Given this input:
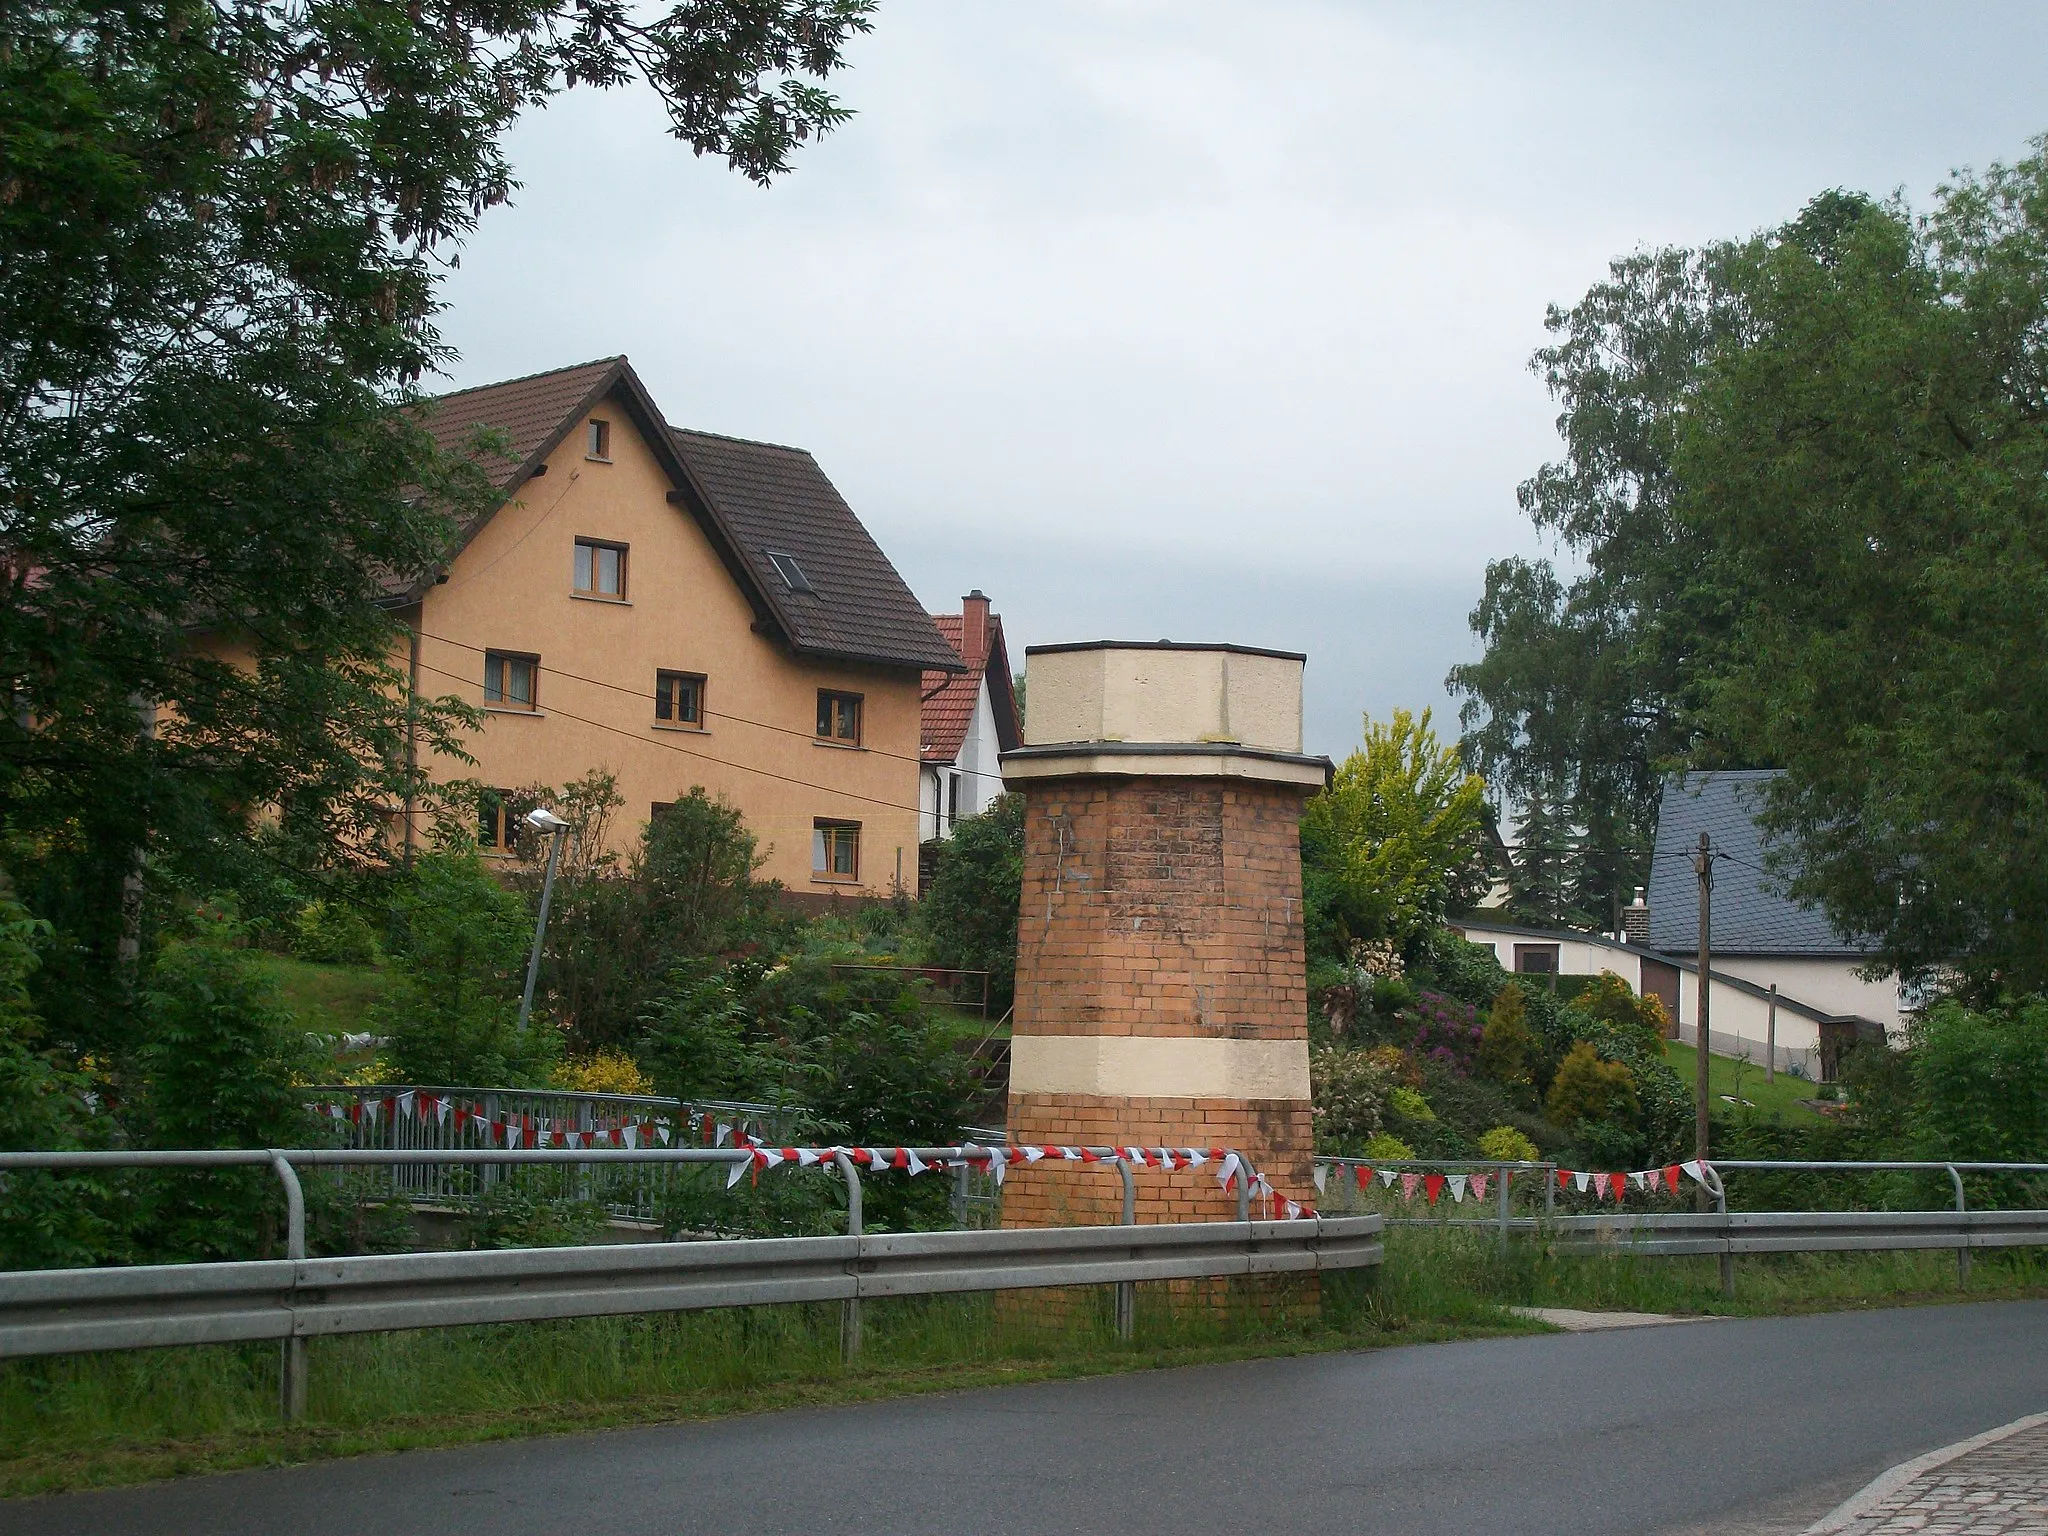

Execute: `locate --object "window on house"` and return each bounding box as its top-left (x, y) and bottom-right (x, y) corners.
top-left (812, 820), bottom-right (859, 880)
top-left (816, 689), bottom-right (862, 744)
top-left (1514, 943), bottom-right (1560, 976)
top-left (483, 651), bottom-right (538, 710)
top-left (654, 670), bottom-right (704, 726)
top-left (573, 539), bottom-right (626, 598)
top-left (767, 551), bottom-right (814, 594)
top-left (478, 789), bottom-right (512, 850)
top-left (585, 419), bottom-right (611, 460)
top-left (947, 771), bottom-right (962, 824)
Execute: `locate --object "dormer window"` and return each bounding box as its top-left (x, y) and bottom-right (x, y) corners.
top-left (767, 550), bottom-right (813, 594)
top-left (585, 419), bottom-right (611, 461)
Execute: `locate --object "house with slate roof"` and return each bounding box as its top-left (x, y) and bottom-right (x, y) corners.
top-left (388, 357), bottom-right (962, 897)
top-left (1451, 769), bottom-right (1903, 1081)
top-left (919, 590), bottom-right (1020, 844)
top-left (1644, 770), bottom-right (1903, 1038)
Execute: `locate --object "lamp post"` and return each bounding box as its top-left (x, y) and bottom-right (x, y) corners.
top-left (517, 807), bottom-right (570, 1033)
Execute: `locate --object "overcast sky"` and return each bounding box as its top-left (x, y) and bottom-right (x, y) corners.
top-left (436, 1), bottom-right (2048, 758)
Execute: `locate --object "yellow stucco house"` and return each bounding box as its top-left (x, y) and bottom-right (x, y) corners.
top-left (390, 357), bottom-right (962, 898)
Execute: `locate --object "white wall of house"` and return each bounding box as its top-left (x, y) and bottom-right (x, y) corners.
top-left (1712, 956), bottom-right (1903, 1033)
top-left (1451, 921), bottom-right (1827, 1079)
top-left (923, 676), bottom-right (1006, 841)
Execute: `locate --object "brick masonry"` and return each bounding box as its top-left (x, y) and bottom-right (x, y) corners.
top-left (1004, 774), bottom-right (1317, 1225)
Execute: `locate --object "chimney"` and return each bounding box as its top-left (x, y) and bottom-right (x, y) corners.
top-left (960, 589), bottom-right (990, 667)
top-left (1622, 886), bottom-right (1649, 946)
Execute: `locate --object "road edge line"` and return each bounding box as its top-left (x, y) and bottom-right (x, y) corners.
top-left (1803, 1409), bottom-right (2048, 1534)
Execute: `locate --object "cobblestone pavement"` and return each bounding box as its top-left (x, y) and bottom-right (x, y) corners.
top-left (1820, 1417), bottom-right (2048, 1535)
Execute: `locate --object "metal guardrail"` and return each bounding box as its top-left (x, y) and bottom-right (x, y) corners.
top-left (0, 1142), bottom-right (1321, 1421)
top-left (1316, 1154), bottom-right (2048, 1294)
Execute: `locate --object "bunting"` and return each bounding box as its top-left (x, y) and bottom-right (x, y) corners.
top-left (1315, 1159), bottom-right (1711, 1205)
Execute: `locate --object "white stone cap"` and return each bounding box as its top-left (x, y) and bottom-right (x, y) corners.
top-left (1002, 640), bottom-right (1331, 787)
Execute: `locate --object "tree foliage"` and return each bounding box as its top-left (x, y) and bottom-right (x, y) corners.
top-left (1677, 153), bottom-right (2048, 990)
top-left (918, 793), bottom-right (1024, 1018)
top-left (1, 0), bottom-right (873, 1042)
top-left (1301, 709), bottom-right (1489, 956)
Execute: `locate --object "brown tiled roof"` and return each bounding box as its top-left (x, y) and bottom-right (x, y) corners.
top-left (401, 358), bottom-right (959, 674)
top-left (921, 609), bottom-right (1020, 763)
top-left (671, 428), bottom-right (963, 674)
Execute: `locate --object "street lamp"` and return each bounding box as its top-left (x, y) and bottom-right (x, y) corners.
top-left (517, 806), bottom-right (571, 1033)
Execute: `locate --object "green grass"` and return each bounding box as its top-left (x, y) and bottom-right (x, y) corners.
top-left (10, 1235), bottom-right (2048, 1498)
top-left (0, 1281), bottom-right (1508, 1496)
top-left (248, 955), bottom-right (389, 1037)
top-left (1663, 1039), bottom-right (1825, 1123)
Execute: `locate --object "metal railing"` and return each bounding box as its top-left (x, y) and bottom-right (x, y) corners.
top-left (1315, 1155), bottom-right (2048, 1294)
top-left (301, 1085), bottom-right (800, 1223)
top-left (0, 1143), bottom-right (1327, 1421)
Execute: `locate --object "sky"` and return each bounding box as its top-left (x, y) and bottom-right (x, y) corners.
top-left (435, 1), bottom-right (2048, 759)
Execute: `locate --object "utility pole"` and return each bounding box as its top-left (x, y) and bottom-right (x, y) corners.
top-left (1694, 831), bottom-right (1713, 1211)
top-left (1766, 983), bottom-right (1778, 1085)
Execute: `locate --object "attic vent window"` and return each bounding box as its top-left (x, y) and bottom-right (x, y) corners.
top-left (767, 551), bottom-right (813, 594)
top-left (585, 419), bottom-right (611, 460)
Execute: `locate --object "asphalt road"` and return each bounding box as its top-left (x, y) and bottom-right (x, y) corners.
top-left (6, 1301), bottom-right (2044, 1536)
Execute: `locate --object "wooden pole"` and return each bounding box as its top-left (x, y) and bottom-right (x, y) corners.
top-left (1766, 983), bottom-right (1777, 1084)
top-left (1694, 832), bottom-right (1714, 1213)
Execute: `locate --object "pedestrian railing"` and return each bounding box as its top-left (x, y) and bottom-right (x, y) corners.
top-left (0, 1143), bottom-right (1360, 1422)
top-left (300, 1085), bottom-right (800, 1223)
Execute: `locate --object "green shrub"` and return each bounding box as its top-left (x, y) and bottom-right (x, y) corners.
top-left (1565, 972), bottom-right (1667, 1058)
top-left (1910, 998), bottom-right (2048, 1162)
top-left (1478, 982), bottom-right (1534, 1085)
top-left (1477, 1125), bottom-right (1540, 1162)
top-left (1389, 1085), bottom-right (1435, 1121)
top-left (1361, 1131), bottom-right (1414, 1160)
top-left (918, 793), bottom-right (1024, 1018)
top-left (290, 900), bottom-right (380, 965)
top-left (376, 850), bottom-right (558, 1087)
top-left (127, 914), bottom-right (317, 1261)
top-left (1545, 1042), bottom-right (1638, 1129)
top-left (1310, 1043), bottom-right (1393, 1153)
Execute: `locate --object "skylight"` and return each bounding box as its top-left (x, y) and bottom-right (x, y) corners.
top-left (767, 551), bottom-right (814, 595)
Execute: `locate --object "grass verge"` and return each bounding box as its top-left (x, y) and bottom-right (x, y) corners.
top-left (7, 1236), bottom-right (2046, 1498)
top-left (1663, 1039), bottom-right (1825, 1123)
top-left (248, 955), bottom-right (389, 1037)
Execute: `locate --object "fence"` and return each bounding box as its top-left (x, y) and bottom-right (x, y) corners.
top-left (0, 1143), bottom-right (1362, 1422)
top-left (1315, 1155), bottom-right (2048, 1293)
top-left (302, 1085), bottom-right (800, 1224)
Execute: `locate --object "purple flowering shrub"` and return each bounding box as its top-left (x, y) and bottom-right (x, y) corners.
top-left (1409, 989), bottom-right (1483, 1077)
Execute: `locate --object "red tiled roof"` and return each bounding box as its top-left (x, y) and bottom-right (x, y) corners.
top-left (921, 609), bottom-right (1020, 764)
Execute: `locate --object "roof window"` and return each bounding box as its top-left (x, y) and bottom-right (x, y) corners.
top-left (766, 551), bottom-right (813, 595)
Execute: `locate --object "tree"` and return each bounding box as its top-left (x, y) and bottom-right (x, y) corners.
top-left (1, 0), bottom-right (874, 1045)
top-left (1449, 244), bottom-right (1749, 927)
top-left (1301, 710), bottom-right (1490, 959)
top-left (919, 794), bottom-right (1024, 1018)
top-left (1677, 152), bottom-right (2048, 991)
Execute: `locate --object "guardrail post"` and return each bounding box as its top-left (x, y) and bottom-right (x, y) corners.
top-left (834, 1151), bottom-right (863, 1364)
top-left (1114, 1158), bottom-right (1136, 1342)
top-left (1706, 1163), bottom-right (1735, 1297)
top-left (270, 1153), bottom-right (308, 1425)
top-left (1497, 1167), bottom-right (1512, 1250)
top-left (1948, 1164), bottom-right (1970, 1288)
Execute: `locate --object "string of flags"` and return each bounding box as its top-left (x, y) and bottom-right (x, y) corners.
top-left (311, 1091), bottom-right (766, 1152)
top-left (1311, 1159), bottom-right (1716, 1206)
top-left (307, 1095), bottom-right (1326, 1219)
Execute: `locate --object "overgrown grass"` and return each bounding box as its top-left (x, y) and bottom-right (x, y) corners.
top-left (1664, 1040), bottom-right (1825, 1124)
top-left (7, 1236), bottom-right (2046, 1498)
top-left (0, 1279), bottom-right (1490, 1496)
top-left (248, 955), bottom-right (389, 1037)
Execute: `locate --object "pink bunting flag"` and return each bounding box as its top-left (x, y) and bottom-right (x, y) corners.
top-left (1400, 1172), bottom-right (1421, 1201)
top-left (1471, 1172), bottom-right (1490, 1202)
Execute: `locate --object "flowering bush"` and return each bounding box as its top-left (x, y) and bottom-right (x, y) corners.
top-left (1310, 1042), bottom-right (1393, 1152)
top-left (1410, 989), bottom-right (1484, 1077)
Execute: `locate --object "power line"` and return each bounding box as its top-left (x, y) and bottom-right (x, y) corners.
top-left (413, 626), bottom-right (1012, 787)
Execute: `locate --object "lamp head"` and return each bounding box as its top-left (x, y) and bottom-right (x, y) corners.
top-left (524, 807), bottom-right (570, 834)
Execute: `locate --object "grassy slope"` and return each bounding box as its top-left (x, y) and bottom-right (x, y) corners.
top-left (248, 955), bottom-right (389, 1037)
top-left (1663, 1040), bottom-right (1826, 1124)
